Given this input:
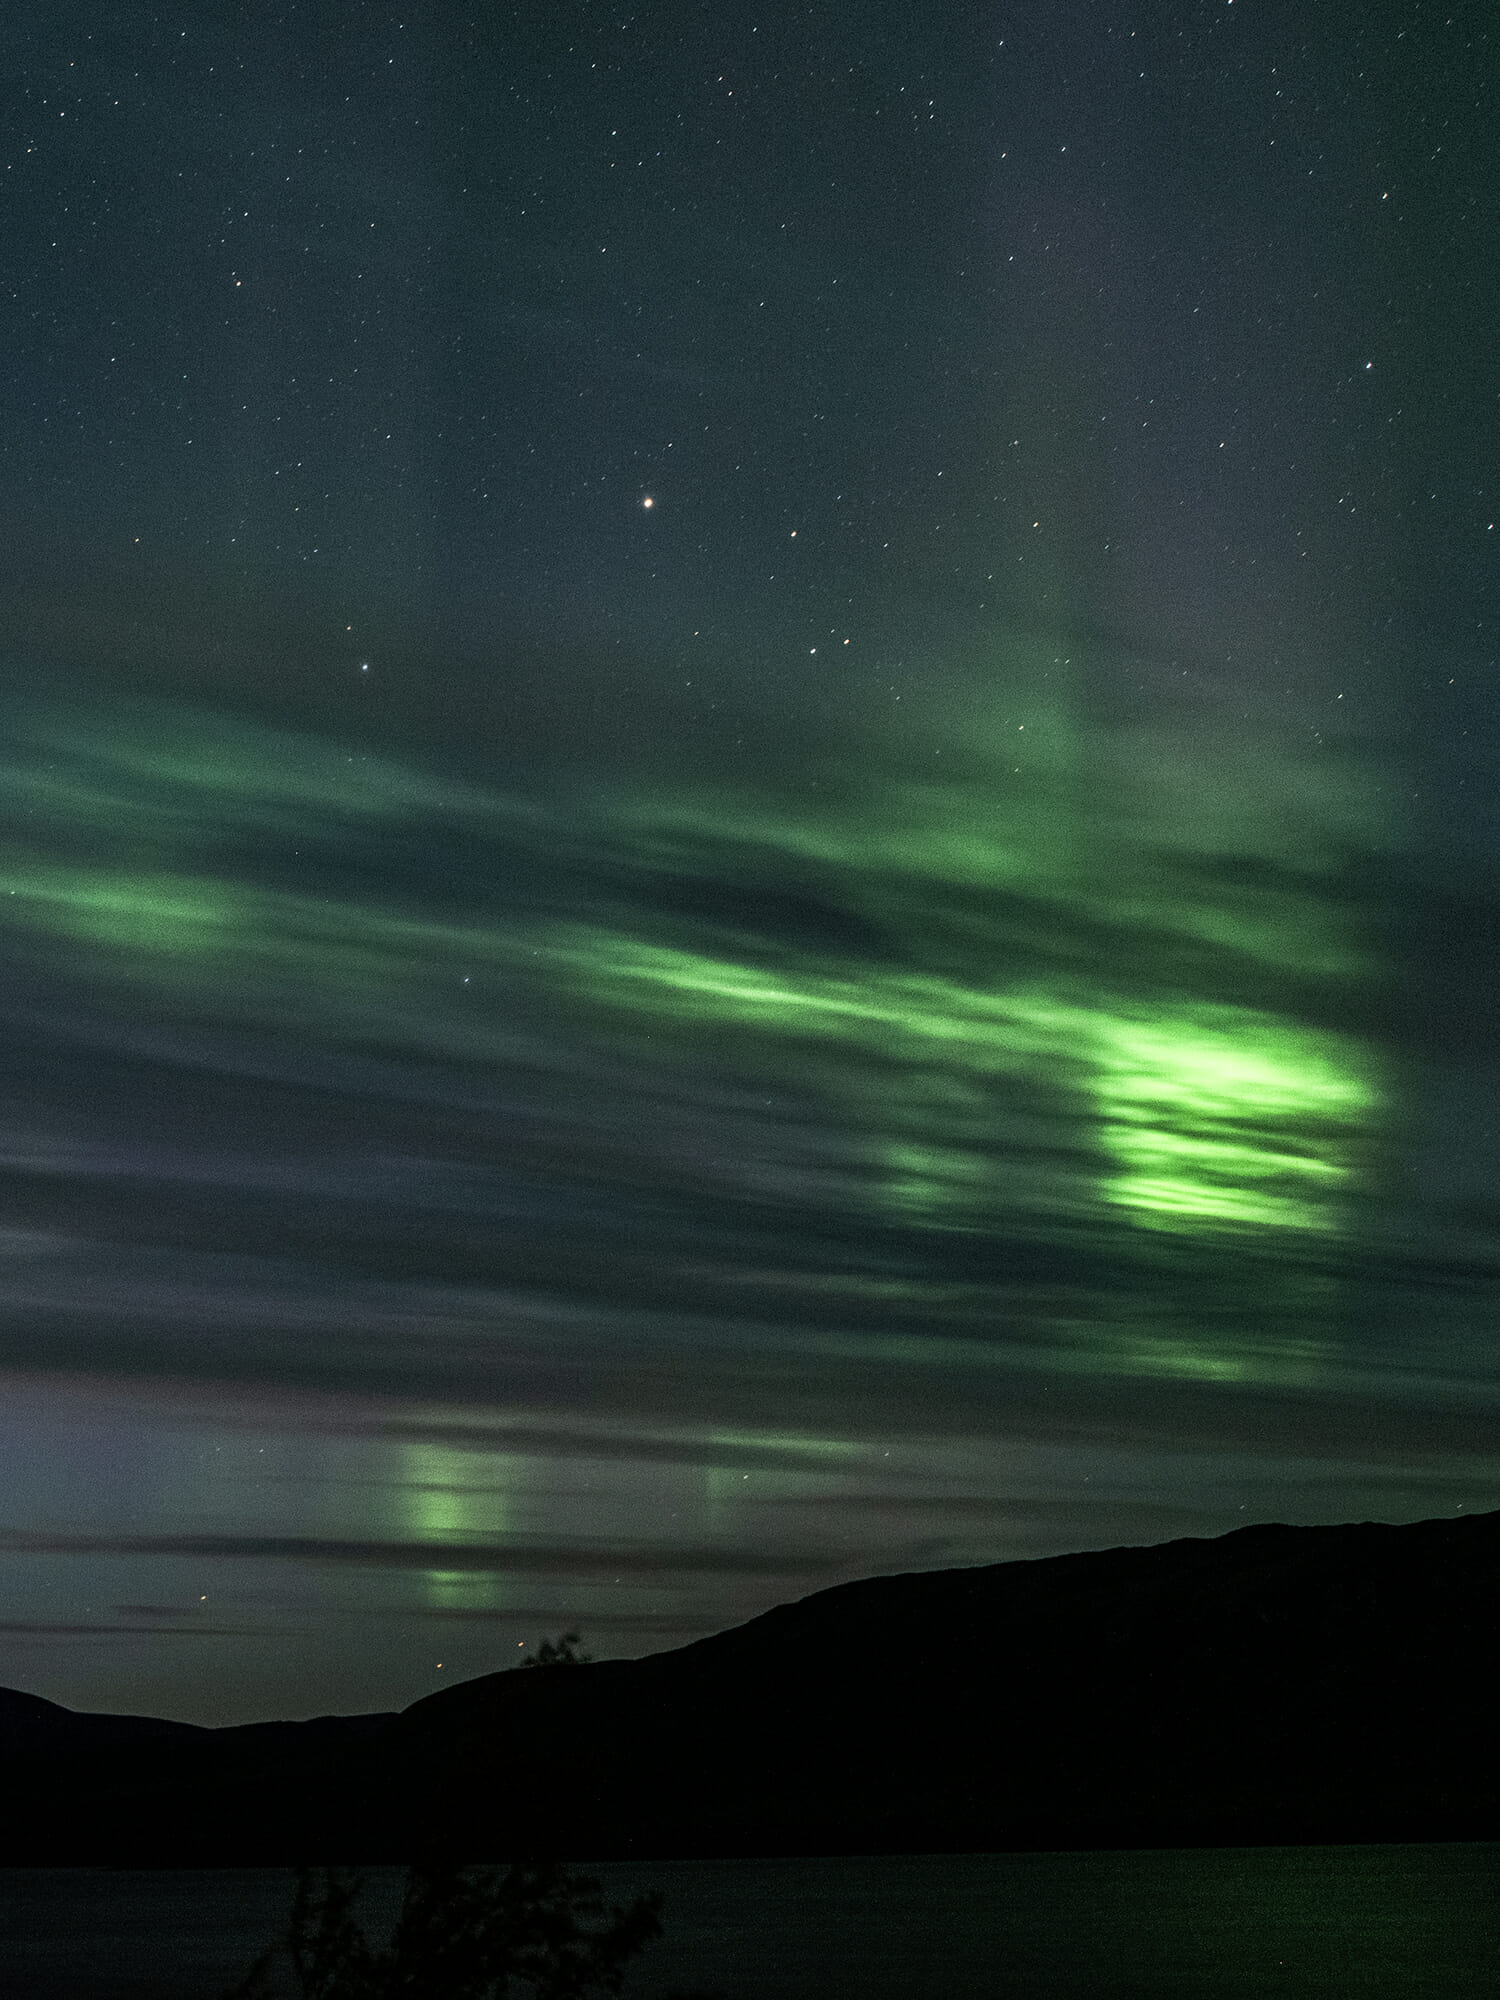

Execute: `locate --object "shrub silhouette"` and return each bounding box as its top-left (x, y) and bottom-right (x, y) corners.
top-left (222, 1856), bottom-right (663, 1999)
top-left (520, 1631), bottom-right (592, 1670)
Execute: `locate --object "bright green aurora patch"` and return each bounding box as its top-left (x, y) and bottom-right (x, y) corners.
top-left (540, 926), bottom-right (1376, 1238)
top-left (0, 695), bottom-right (1382, 1255)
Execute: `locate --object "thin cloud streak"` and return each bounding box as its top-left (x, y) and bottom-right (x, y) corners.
top-left (0, 1529), bottom-right (852, 1581)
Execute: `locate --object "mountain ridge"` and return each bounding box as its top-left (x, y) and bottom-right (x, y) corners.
top-left (5, 1509), bottom-right (1497, 1863)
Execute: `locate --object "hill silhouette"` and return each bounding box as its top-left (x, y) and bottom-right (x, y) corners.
top-left (4, 1511), bottom-right (1497, 1864)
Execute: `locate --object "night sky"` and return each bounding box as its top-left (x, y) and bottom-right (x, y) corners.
top-left (3, 0), bottom-right (1498, 1725)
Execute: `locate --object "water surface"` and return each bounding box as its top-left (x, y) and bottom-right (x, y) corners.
top-left (0, 1843), bottom-right (1495, 1997)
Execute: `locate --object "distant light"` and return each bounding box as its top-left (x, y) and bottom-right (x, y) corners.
top-left (641, 495), bottom-right (654, 508)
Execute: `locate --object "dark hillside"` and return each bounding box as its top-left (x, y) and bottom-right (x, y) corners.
top-left (5, 1511), bottom-right (1497, 1863)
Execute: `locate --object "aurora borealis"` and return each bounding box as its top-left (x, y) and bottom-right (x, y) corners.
top-left (2, 1), bottom-right (1498, 1722)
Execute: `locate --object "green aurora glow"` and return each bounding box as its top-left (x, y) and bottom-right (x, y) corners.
top-left (2, 694), bottom-right (1381, 1267)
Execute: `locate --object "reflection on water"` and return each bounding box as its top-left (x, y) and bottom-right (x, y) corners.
top-left (0, 1845), bottom-right (1494, 1999)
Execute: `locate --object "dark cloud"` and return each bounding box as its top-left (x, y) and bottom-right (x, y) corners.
top-left (0, 1530), bottom-right (850, 1582)
top-left (0, 1621), bottom-right (245, 1638)
top-left (408, 1608), bottom-right (712, 1632)
top-left (113, 1604), bottom-right (214, 1620)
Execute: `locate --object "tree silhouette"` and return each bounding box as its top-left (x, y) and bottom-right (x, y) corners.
top-left (520, 1631), bottom-right (591, 1669)
top-left (221, 1857), bottom-right (663, 1999)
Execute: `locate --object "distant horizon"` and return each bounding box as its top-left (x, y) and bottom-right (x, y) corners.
top-left (7, 1503), bottom-right (1495, 1729)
